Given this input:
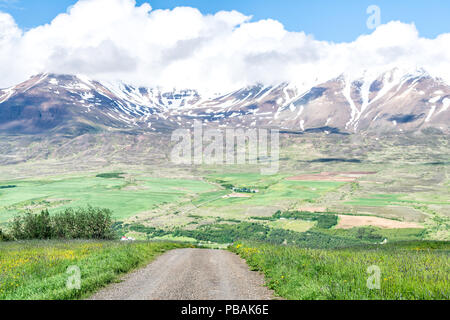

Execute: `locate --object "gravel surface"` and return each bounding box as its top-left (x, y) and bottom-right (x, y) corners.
top-left (88, 248), bottom-right (275, 300)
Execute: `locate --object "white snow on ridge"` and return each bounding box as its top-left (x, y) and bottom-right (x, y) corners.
top-left (49, 78), bottom-right (59, 86)
top-left (300, 119), bottom-right (305, 131)
top-left (342, 79), bottom-right (358, 130)
top-left (0, 87), bottom-right (15, 104)
top-left (438, 98), bottom-right (450, 114)
top-left (425, 105), bottom-right (436, 122)
top-left (371, 69), bottom-right (405, 105)
top-left (429, 96), bottom-right (441, 104)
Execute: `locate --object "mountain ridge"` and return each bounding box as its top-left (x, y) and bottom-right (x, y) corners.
top-left (0, 68), bottom-right (448, 135)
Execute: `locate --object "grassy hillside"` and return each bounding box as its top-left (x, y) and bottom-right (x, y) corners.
top-left (230, 241), bottom-right (450, 300)
top-left (0, 240), bottom-right (190, 300)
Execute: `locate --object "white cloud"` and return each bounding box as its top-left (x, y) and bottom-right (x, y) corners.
top-left (0, 0), bottom-right (449, 93)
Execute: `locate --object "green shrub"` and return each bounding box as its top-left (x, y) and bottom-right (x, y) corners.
top-left (0, 228), bottom-right (12, 241)
top-left (0, 185), bottom-right (16, 189)
top-left (129, 224), bottom-right (171, 237)
top-left (10, 206), bottom-right (115, 240)
top-left (95, 173), bottom-right (124, 179)
top-left (52, 207), bottom-right (114, 239)
top-left (316, 215), bottom-right (338, 229)
top-left (273, 210), bottom-right (338, 229)
top-left (11, 210), bottom-right (53, 240)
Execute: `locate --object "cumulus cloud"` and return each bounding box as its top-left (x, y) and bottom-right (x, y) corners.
top-left (0, 0), bottom-right (449, 93)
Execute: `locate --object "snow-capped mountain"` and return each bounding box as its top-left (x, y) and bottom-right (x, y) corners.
top-left (0, 69), bottom-right (448, 135)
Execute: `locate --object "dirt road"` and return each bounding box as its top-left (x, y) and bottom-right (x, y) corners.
top-left (89, 248), bottom-right (274, 300)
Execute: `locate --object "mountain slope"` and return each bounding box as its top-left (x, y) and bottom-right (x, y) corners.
top-left (0, 70), bottom-right (448, 135)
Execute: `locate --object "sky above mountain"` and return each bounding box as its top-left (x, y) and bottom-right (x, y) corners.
top-left (1, 0), bottom-right (449, 42)
top-left (0, 0), bottom-right (449, 92)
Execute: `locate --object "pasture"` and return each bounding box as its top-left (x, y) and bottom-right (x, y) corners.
top-left (0, 174), bottom-right (216, 224)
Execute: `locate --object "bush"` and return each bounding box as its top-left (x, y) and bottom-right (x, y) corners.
top-left (10, 206), bottom-right (115, 240)
top-left (0, 228), bottom-right (12, 241)
top-left (96, 173), bottom-right (124, 179)
top-left (11, 210), bottom-right (53, 240)
top-left (316, 215), bottom-right (339, 229)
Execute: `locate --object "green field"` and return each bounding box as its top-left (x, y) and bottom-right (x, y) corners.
top-left (0, 174), bottom-right (216, 224)
top-left (230, 241), bottom-right (450, 300)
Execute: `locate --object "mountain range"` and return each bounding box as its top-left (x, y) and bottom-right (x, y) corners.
top-left (0, 68), bottom-right (449, 136)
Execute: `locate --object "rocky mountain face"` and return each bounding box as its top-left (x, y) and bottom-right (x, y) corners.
top-left (0, 69), bottom-right (448, 135)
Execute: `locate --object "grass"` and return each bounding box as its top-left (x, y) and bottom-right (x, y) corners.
top-left (230, 241), bottom-right (450, 300)
top-left (345, 194), bottom-right (447, 206)
top-left (0, 175), bottom-right (216, 223)
top-left (0, 240), bottom-right (190, 300)
top-left (194, 174), bottom-right (345, 217)
top-left (320, 227), bottom-right (427, 242)
top-left (267, 220), bottom-right (316, 233)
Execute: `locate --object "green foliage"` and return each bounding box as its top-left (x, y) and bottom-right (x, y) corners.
top-left (95, 173), bottom-right (124, 179)
top-left (129, 224), bottom-right (171, 238)
top-left (231, 241), bottom-right (450, 300)
top-left (316, 215), bottom-right (339, 229)
top-left (272, 210), bottom-right (338, 229)
top-left (321, 227), bottom-right (426, 242)
top-left (266, 229), bottom-right (364, 248)
top-left (172, 222), bottom-right (363, 248)
top-left (232, 187), bottom-right (258, 193)
top-left (174, 222), bottom-right (269, 244)
top-left (0, 228), bottom-right (12, 241)
top-left (10, 207), bottom-right (115, 240)
top-left (11, 210), bottom-right (53, 240)
top-left (0, 185), bottom-right (16, 189)
top-left (251, 216), bottom-right (273, 221)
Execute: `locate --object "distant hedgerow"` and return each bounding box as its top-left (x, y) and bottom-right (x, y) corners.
top-left (96, 173), bottom-right (124, 179)
top-left (272, 210), bottom-right (339, 229)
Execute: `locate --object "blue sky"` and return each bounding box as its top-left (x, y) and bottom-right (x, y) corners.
top-left (1, 0), bottom-right (449, 42)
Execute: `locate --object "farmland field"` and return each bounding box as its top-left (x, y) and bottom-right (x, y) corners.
top-left (1, 135), bottom-right (449, 242)
top-left (0, 174), bottom-right (217, 224)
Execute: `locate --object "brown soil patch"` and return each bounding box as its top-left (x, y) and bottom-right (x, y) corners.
top-left (122, 185), bottom-right (149, 191)
top-left (223, 193), bottom-right (252, 198)
top-left (287, 172), bottom-right (377, 182)
top-left (336, 215), bottom-right (423, 229)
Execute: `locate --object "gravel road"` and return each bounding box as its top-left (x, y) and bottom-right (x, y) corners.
top-left (89, 248), bottom-right (275, 300)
